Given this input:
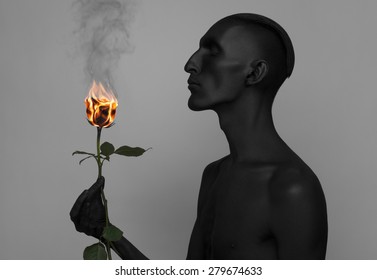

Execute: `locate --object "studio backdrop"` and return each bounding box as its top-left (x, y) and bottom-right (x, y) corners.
top-left (0, 0), bottom-right (376, 259)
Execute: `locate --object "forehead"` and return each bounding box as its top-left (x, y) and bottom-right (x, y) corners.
top-left (201, 20), bottom-right (260, 52)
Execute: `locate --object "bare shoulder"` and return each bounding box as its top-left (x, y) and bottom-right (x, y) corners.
top-left (269, 161), bottom-right (326, 207)
top-left (201, 155), bottom-right (228, 182)
top-left (196, 156), bottom-right (228, 203)
top-left (268, 160), bottom-right (328, 259)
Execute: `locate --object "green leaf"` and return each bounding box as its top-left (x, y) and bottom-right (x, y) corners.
top-left (100, 142), bottom-right (115, 157)
top-left (114, 145), bottom-right (148, 157)
top-left (102, 224), bottom-right (123, 242)
top-left (79, 155), bottom-right (95, 165)
top-left (83, 242), bottom-right (107, 260)
top-left (72, 150), bottom-right (95, 157)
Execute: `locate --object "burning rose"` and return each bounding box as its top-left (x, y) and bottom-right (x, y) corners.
top-left (85, 80), bottom-right (118, 128)
top-left (71, 0), bottom-right (141, 260)
top-left (73, 80), bottom-right (150, 260)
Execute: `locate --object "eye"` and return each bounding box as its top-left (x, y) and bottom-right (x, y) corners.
top-left (209, 45), bottom-right (221, 56)
top-left (199, 37), bottom-right (222, 56)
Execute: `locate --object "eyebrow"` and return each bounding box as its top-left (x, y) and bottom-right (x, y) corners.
top-left (199, 36), bottom-right (222, 51)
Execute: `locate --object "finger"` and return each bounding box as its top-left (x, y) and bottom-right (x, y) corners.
top-left (73, 178), bottom-right (102, 225)
top-left (87, 176), bottom-right (105, 201)
top-left (79, 194), bottom-right (105, 239)
top-left (69, 189), bottom-right (89, 223)
top-left (88, 177), bottom-right (106, 238)
top-left (88, 178), bottom-right (106, 225)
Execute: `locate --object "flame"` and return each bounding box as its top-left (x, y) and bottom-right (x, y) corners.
top-left (85, 80), bottom-right (118, 128)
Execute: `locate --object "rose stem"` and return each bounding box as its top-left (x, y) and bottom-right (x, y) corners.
top-left (96, 126), bottom-right (112, 260)
top-left (96, 127), bottom-right (102, 178)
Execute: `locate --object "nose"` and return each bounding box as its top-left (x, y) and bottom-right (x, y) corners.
top-left (184, 50), bottom-right (200, 74)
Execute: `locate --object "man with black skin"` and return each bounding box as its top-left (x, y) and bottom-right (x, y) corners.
top-left (71, 13), bottom-right (328, 260)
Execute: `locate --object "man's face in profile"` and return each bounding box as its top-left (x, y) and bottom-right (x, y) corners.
top-left (184, 21), bottom-right (258, 111)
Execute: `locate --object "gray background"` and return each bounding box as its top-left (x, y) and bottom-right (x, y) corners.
top-left (1, 0), bottom-right (376, 259)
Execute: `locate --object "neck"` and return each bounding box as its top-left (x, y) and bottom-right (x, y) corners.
top-left (214, 93), bottom-right (287, 164)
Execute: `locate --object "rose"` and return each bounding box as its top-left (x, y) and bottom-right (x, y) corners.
top-left (85, 80), bottom-right (118, 128)
top-left (72, 80), bottom-right (150, 259)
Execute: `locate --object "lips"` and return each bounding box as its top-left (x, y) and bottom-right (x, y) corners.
top-left (187, 77), bottom-right (200, 86)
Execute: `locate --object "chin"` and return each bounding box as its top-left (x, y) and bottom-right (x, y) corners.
top-left (188, 102), bottom-right (202, 111)
top-left (188, 98), bottom-right (210, 112)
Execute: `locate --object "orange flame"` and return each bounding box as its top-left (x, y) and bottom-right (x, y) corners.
top-left (85, 80), bottom-right (118, 128)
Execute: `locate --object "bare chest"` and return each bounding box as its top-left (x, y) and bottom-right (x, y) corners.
top-left (196, 167), bottom-right (277, 259)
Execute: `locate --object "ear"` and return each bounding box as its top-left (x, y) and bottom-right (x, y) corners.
top-left (245, 60), bottom-right (268, 86)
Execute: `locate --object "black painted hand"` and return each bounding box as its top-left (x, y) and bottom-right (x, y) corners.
top-left (70, 176), bottom-right (106, 239)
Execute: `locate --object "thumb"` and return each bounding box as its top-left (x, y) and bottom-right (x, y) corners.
top-left (87, 176), bottom-right (105, 201)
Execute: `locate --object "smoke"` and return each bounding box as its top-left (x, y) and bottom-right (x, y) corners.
top-left (72, 0), bottom-right (136, 92)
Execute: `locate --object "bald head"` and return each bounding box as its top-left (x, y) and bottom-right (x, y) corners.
top-left (219, 13), bottom-right (295, 79)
